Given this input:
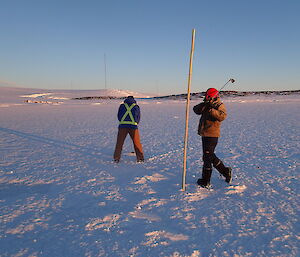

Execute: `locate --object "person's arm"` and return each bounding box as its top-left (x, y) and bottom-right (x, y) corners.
top-left (193, 102), bottom-right (206, 115)
top-left (135, 105), bottom-right (141, 124)
top-left (117, 104), bottom-right (124, 121)
top-left (210, 103), bottom-right (227, 121)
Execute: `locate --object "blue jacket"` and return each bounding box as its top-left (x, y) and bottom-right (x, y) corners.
top-left (118, 97), bottom-right (140, 129)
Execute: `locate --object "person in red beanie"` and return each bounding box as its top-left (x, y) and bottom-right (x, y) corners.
top-left (193, 88), bottom-right (232, 188)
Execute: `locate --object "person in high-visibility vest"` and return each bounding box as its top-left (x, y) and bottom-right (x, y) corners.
top-left (113, 96), bottom-right (144, 163)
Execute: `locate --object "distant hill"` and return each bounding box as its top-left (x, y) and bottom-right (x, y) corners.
top-left (1, 87), bottom-right (299, 103)
top-left (0, 87), bottom-right (156, 103)
top-left (143, 90), bottom-right (300, 100)
top-left (73, 89), bottom-right (300, 100)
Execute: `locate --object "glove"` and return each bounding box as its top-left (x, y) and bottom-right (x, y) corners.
top-left (204, 100), bottom-right (219, 110)
top-left (209, 102), bottom-right (219, 110)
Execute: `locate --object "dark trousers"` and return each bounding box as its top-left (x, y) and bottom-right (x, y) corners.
top-left (202, 137), bottom-right (222, 170)
top-left (113, 128), bottom-right (144, 161)
top-left (201, 137), bottom-right (230, 184)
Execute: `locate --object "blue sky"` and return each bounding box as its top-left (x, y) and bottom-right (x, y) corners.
top-left (0, 0), bottom-right (299, 94)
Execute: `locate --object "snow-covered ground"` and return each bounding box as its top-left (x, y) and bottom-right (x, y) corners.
top-left (0, 88), bottom-right (299, 256)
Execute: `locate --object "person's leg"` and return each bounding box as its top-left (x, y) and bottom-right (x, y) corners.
top-left (113, 128), bottom-right (128, 162)
top-left (198, 137), bottom-right (218, 187)
top-left (128, 129), bottom-right (144, 162)
top-left (203, 137), bottom-right (232, 183)
top-left (202, 137), bottom-right (218, 169)
top-left (213, 160), bottom-right (232, 183)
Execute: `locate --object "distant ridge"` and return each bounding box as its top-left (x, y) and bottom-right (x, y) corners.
top-left (1, 87), bottom-right (299, 102)
top-left (73, 90), bottom-right (300, 100)
top-left (137, 90), bottom-right (300, 100)
top-left (0, 87), bottom-right (156, 101)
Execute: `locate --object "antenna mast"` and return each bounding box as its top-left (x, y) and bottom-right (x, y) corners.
top-left (104, 54), bottom-right (107, 90)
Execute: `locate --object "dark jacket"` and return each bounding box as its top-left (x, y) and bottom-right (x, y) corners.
top-left (118, 97), bottom-right (141, 129)
top-left (193, 98), bottom-right (227, 137)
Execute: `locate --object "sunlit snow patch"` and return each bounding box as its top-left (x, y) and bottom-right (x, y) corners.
top-left (142, 230), bottom-right (189, 247)
top-left (225, 185), bottom-right (247, 195)
top-left (20, 93), bottom-right (52, 98)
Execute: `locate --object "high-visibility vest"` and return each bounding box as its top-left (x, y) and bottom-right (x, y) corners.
top-left (119, 103), bottom-right (138, 125)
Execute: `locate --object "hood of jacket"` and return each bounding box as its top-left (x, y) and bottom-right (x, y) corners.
top-left (124, 97), bottom-right (137, 105)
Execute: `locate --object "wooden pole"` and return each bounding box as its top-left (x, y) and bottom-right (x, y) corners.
top-left (182, 29), bottom-right (196, 191)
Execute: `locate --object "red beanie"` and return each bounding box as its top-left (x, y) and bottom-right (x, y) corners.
top-left (205, 88), bottom-right (219, 99)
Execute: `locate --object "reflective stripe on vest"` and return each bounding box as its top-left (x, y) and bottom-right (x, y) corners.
top-left (119, 103), bottom-right (138, 125)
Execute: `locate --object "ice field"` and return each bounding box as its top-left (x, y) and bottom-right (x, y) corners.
top-left (0, 88), bottom-right (299, 256)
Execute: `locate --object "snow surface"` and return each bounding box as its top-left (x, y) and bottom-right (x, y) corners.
top-left (0, 88), bottom-right (299, 256)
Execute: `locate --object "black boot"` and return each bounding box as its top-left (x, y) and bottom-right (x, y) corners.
top-left (197, 168), bottom-right (212, 189)
top-left (214, 161), bottom-right (232, 183)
